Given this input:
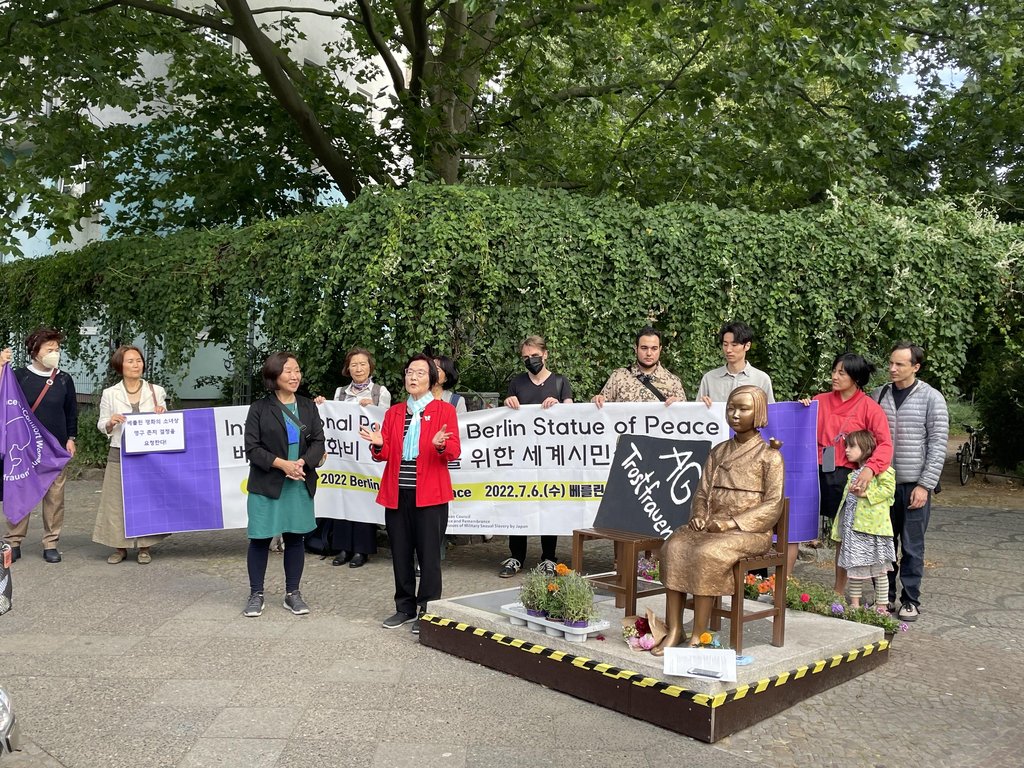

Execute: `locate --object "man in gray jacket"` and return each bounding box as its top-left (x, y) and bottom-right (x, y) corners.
top-left (873, 342), bottom-right (948, 622)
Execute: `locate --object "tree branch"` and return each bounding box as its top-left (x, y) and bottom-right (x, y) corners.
top-left (408, 0), bottom-right (428, 105)
top-left (222, 0), bottom-right (364, 201)
top-left (356, 0), bottom-right (407, 96)
top-left (248, 6), bottom-right (362, 24)
top-left (616, 36), bottom-right (708, 151)
top-left (78, 0), bottom-right (237, 37)
top-left (425, 0), bottom-right (447, 19)
top-left (790, 85), bottom-right (853, 118)
top-left (483, 3), bottom-right (599, 55)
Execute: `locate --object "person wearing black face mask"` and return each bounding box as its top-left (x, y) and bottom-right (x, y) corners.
top-left (499, 335), bottom-right (574, 578)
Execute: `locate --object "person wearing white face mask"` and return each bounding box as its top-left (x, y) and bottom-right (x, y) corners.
top-left (3, 327), bottom-right (78, 564)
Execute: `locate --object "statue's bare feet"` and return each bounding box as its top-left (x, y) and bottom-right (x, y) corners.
top-left (651, 628), bottom-right (685, 657)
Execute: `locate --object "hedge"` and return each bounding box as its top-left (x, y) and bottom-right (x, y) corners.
top-left (1, 185), bottom-right (1019, 407)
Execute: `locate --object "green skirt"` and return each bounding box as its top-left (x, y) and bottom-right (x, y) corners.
top-left (247, 478), bottom-right (315, 539)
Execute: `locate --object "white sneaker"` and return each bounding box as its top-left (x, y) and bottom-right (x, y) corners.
top-left (897, 603), bottom-right (919, 622)
top-left (498, 557), bottom-right (521, 578)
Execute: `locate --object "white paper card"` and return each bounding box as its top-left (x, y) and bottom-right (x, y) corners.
top-left (662, 647), bottom-right (737, 682)
top-left (123, 413), bottom-right (186, 454)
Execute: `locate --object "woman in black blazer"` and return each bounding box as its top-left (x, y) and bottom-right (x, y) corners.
top-left (243, 351), bottom-right (325, 618)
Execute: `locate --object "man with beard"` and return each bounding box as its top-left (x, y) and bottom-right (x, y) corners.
top-left (592, 326), bottom-right (686, 409)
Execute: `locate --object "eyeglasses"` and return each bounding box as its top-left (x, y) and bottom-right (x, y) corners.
top-left (404, 369), bottom-right (429, 378)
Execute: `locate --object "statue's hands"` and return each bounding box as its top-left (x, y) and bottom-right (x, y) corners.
top-left (688, 517), bottom-right (707, 532)
top-left (705, 519), bottom-right (735, 533)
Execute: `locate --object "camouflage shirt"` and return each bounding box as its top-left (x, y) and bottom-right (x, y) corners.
top-left (598, 363), bottom-right (686, 403)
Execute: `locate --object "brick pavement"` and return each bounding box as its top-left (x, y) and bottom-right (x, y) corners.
top-left (2, 464), bottom-right (1022, 767)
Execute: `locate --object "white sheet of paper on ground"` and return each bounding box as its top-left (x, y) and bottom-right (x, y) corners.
top-left (662, 647), bottom-right (737, 682)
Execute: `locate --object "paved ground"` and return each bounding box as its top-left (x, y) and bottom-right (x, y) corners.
top-left (2, 459), bottom-right (1022, 768)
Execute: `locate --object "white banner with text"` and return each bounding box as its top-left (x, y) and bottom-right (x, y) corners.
top-left (192, 401), bottom-right (729, 536)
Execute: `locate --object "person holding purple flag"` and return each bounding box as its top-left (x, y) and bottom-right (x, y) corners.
top-left (0, 337), bottom-right (73, 565)
top-left (2, 329), bottom-right (77, 564)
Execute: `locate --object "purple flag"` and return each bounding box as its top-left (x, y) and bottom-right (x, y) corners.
top-left (0, 365), bottom-right (71, 525)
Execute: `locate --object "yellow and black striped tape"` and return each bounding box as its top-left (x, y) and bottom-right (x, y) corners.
top-left (421, 614), bottom-right (889, 709)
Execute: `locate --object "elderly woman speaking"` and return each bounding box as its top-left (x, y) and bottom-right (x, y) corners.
top-left (360, 353), bottom-right (461, 635)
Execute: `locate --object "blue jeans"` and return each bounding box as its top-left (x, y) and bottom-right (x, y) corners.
top-left (887, 482), bottom-right (930, 607)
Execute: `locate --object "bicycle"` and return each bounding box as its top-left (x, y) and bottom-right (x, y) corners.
top-left (956, 424), bottom-right (986, 485)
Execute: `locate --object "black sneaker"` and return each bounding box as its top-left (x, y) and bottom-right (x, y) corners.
top-left (243, 592), bottom-right (265, 617)
top-left (283, 591), bottom-right (310, 615)
top-left (382, 611), bottom-right (416, 629)
top-left (411, 609), bottom-right (427, 635)
top-left (539, 559), bottom-right (557, 576)
top-left (498, 557), bottom-right (521, 578)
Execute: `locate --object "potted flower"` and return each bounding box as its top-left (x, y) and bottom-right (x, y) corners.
top-left (543, 578), bottom-right (564, 622)
top-left (555, 570), bottom-right (596, 628)
top-left (744, 573), bottom-right (775, 601)
top-left (519, 566), bottom-right (550, 617)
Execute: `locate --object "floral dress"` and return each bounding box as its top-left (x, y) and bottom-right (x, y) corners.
top-left (835, 468), bottom-right (896, 579)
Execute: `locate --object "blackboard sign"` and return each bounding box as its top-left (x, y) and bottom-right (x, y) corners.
top-left (594, 435), bottom-right (712, 539)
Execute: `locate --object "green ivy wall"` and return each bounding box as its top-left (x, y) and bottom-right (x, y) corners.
top-left (1, 185), bottom-right (1019, 404)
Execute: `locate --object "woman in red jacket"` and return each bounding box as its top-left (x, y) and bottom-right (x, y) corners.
top-left (360, 353), bottom-right (461, 634)
top-left (800, 352), bottom-right (893, 594)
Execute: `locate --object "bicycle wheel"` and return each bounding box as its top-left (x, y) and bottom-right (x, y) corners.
top-left (959, 441), bottom-right (974, 485)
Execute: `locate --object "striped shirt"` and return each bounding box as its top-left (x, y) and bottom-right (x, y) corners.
top-left (398, 410), bottom-right (418, 488)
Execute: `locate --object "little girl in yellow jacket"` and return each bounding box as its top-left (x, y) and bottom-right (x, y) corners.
top-left (831, 430), bottom-right (897, 611)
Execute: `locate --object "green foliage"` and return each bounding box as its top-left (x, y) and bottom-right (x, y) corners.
top-left (67, 405), bottom-right (109, 476)
top-left (975, 347), bottom-right (1024, 474)
top-left (2, 0), bottom-right (1020, 254)
top-left (946, 399), bottom-right (980, 438)
top-left (0, 187), bottom-right (1019, 408)
top-left (786, 578), bottom-right (905, 634)
top-left (909, 0), bottom-right (1024, 222)
top-left (541, 567), bottom-right (597, 622)
top-left (518, 566), bottom-right (551, 612)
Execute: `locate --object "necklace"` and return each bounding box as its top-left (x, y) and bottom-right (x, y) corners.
top-left (124, 380), bottom-right (143, 395)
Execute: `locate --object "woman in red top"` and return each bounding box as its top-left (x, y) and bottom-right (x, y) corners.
top-left (360, 353), bottom-right (461, 634)
top-left (801, 353), bottom-right (893, 594)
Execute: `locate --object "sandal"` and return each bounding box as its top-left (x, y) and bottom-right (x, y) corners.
top-left (107, 550), bottom-right (127, 564)
top-left (137, 550), bottom-right (152, 564)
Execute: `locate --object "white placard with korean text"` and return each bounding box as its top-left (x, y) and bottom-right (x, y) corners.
top-left (122, 412), bottom-right (186, 454)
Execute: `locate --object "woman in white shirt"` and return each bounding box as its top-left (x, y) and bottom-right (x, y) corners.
top-left (92, 346), bottom-right (168, 564)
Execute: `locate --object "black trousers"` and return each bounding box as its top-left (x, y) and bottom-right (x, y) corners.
top-left (248, 532), bottom-right (305, 593)
top-left (508, 535), bottom-right (557, 564)
top-left (819, 466), bottom-right (853, 529)
top-left (385, 488), bottom-right (448, 616)
top-left (333, 519), bottom-right (378, 555)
